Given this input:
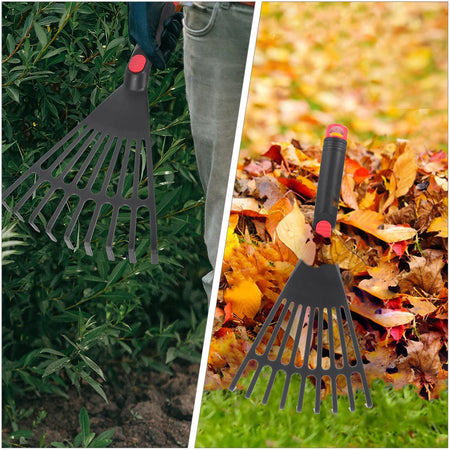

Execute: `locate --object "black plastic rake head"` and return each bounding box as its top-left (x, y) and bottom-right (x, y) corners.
top-left (229, 124), bottom-right (373, 413)
top-left (2, 4), bottom-right (175, 264)
top-left (229, 261), bottom-right (373, 413)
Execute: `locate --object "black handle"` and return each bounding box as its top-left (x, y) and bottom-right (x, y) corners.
top-left (124, 2), bottom-right (176, 92)
top-left (312, 124), bottom-right (348, 237)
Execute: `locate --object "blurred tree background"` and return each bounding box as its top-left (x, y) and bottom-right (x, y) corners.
top-left (2, 2), bottom-right (209, 446)
top-left (242, 2), bottom-right (447, 157)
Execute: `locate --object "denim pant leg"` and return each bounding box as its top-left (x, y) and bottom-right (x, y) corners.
top-left (183, 2), bottom-right (253, 299)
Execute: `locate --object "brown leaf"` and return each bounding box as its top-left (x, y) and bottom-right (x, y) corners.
top-left (265, 196), bottom-right (293, 240)
top-left (320, 233), bottom-right (367, 274)
top-left (341, 174), bottom-right (359, 209)
top-left (358, 263), bottom-right (400, 299)
top-left (398, 249), bottom-right (445, 295)
top-left (349, 295), bottom-right (414, 328)
top-left (404, 295), bottom-right (437, 316)
top-left (254, 175), bottom-right (287, 209)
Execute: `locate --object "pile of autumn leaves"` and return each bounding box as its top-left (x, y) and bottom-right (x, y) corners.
top-left (206, 137), bottom-right (447, 400)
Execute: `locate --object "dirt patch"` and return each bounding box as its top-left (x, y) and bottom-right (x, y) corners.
top-left (4, 363), bottom-right (200, 447)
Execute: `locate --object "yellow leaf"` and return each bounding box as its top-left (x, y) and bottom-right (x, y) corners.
top-left (339, 210), bottom-right (416, 243)
top-left (276, 202), bottom-right (315, 263)
top-left (393, 149), bottom-right (417, 197)
top-left (280, 143), bottom-right (301, 166)
top-left (224, 280), bottom-right (262, 319)
top-left (375, 225), bottom-right (417, 242)
top-left (427, 215), bottom-right (448, 238)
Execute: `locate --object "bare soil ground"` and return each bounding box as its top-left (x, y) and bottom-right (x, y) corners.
top-left (3, 363), bottom-right (200, 447)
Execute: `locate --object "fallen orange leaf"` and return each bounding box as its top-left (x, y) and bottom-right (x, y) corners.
top-left (224, 280), bottom-right (262, 319)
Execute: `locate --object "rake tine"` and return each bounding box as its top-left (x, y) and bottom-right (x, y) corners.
top-left (316, 308), bottom-right (324, 369)
top-left (297, 375), bottom-right (307, 413)
top-left (36, 123), bottom-right (87, 168)
top-left (116, 140), bottom-right (132, 197)
top-left (279, 304), bottom-right (307, 409)
top-left (262, 300), bottom-right (292, 358)
top-left (336, 307), bottom-right (350, 366)
top-left (327, 307), bottom-right (338, 413)
top-left (229, 294), bottom-right (285, 392)
top-left (129, 207), bottom-right (137, 263)
top-left (289, 305), bottom-right (307, 365)
top-left (297, 310), bottom-right (315, 412)
top-left (145, 138), bottom-right (158, 264)
top-left (12, 181), bottom-right (44, 221)
top-left (342, 304), bottom-right (373, 408)
top-left (279, 372), bottom-right (292, 410)
top-left (262, 369), bottom-right (278, 405)
top-left (99, 137), bottom-right (121, 193)
top-left (84, 203), bottom-right (101, 256)
top-left (245, 363), bottom-right (262, 399)
top-left (276, 303), bottom-right (299, 363)
top-left (28, 187), bottom-right (57, 231)
top-left (2, 126), bottom-right (88, 210)
top-left (3, 172), bottom-right (38, 210)
top-left (106, 206), bottom-right (119, 261)
top-left (346, 374), bottom-right (356, 412)
top-left (48, 127), bottom-right (91, 173)
top-left (58, 131), bottom-right (98, 180)
top-left (132, 140), bottom-right (142, 198)
top-left (314, 375), bottom-right (322, 414)
top-left (301, 307), bottom-right (315, 368)
top-left (331, 376), bottom-right (338, 413)
top-left (328, 307), bottom-right (336, 369)
top-left (69, 133), bottom-right (106, 186)
top-left (314, 308), bottom-right (325, 414)
top-left (46, 192), bottom-right (70, 241)
top-left (84, 135), bottom-right (115, 191)
top-left (229, 357), bottom-right (249, 392)
top-left (64, 200), bottom-right (85, 250)
top-left (127, 140), bottom-right (142, 263)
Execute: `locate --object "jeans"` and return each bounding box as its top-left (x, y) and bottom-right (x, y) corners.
top-left (183, 2), bottom-right (253, 299)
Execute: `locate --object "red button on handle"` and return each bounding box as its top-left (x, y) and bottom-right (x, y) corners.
top-left (128, 54), bottom-right (147, 73)
top-left (325, 124), bottom-right (348, 140)
top-left (315, 220), bottom-right (332, 238)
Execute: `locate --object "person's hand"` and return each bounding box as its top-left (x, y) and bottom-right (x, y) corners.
top-left (128, 2), bottom-right (183, 70)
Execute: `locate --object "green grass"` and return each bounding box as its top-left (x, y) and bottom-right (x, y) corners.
top-left (196, 373), bottom-right (448, 448)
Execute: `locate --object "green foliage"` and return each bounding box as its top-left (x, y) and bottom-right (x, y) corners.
top-left (2, 0), bottom-right (209, 434)
top-left (2, 222), bottom-right (29, 265)
top-left (197, 378), bottom-right (448, 447)
top-left (51, 407), bottom-right (114, 448)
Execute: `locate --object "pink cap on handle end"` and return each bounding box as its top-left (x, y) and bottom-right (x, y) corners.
top-left (129, 54), bottom-right (147, 73)
top-left (316, 220), bottom-right (332, 238)
top-left (325, 124), bottom-right (348, 140)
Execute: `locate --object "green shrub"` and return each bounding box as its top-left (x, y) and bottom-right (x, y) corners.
top-left (2, 0), bottom-right (209, 434)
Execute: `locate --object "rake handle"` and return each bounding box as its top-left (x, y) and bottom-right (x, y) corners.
top-left (312, 124), bottom-right (348, 237)
top-left (124, 2), bottom-right (175, 92)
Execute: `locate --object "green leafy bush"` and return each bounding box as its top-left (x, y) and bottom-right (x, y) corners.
top-left (2, 0), bottom-right (209, 437)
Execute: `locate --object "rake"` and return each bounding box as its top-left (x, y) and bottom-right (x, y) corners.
top-left (229, 124), bottom-right (372, 413)
top-left (2, 4), bottom-right (176, 264)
